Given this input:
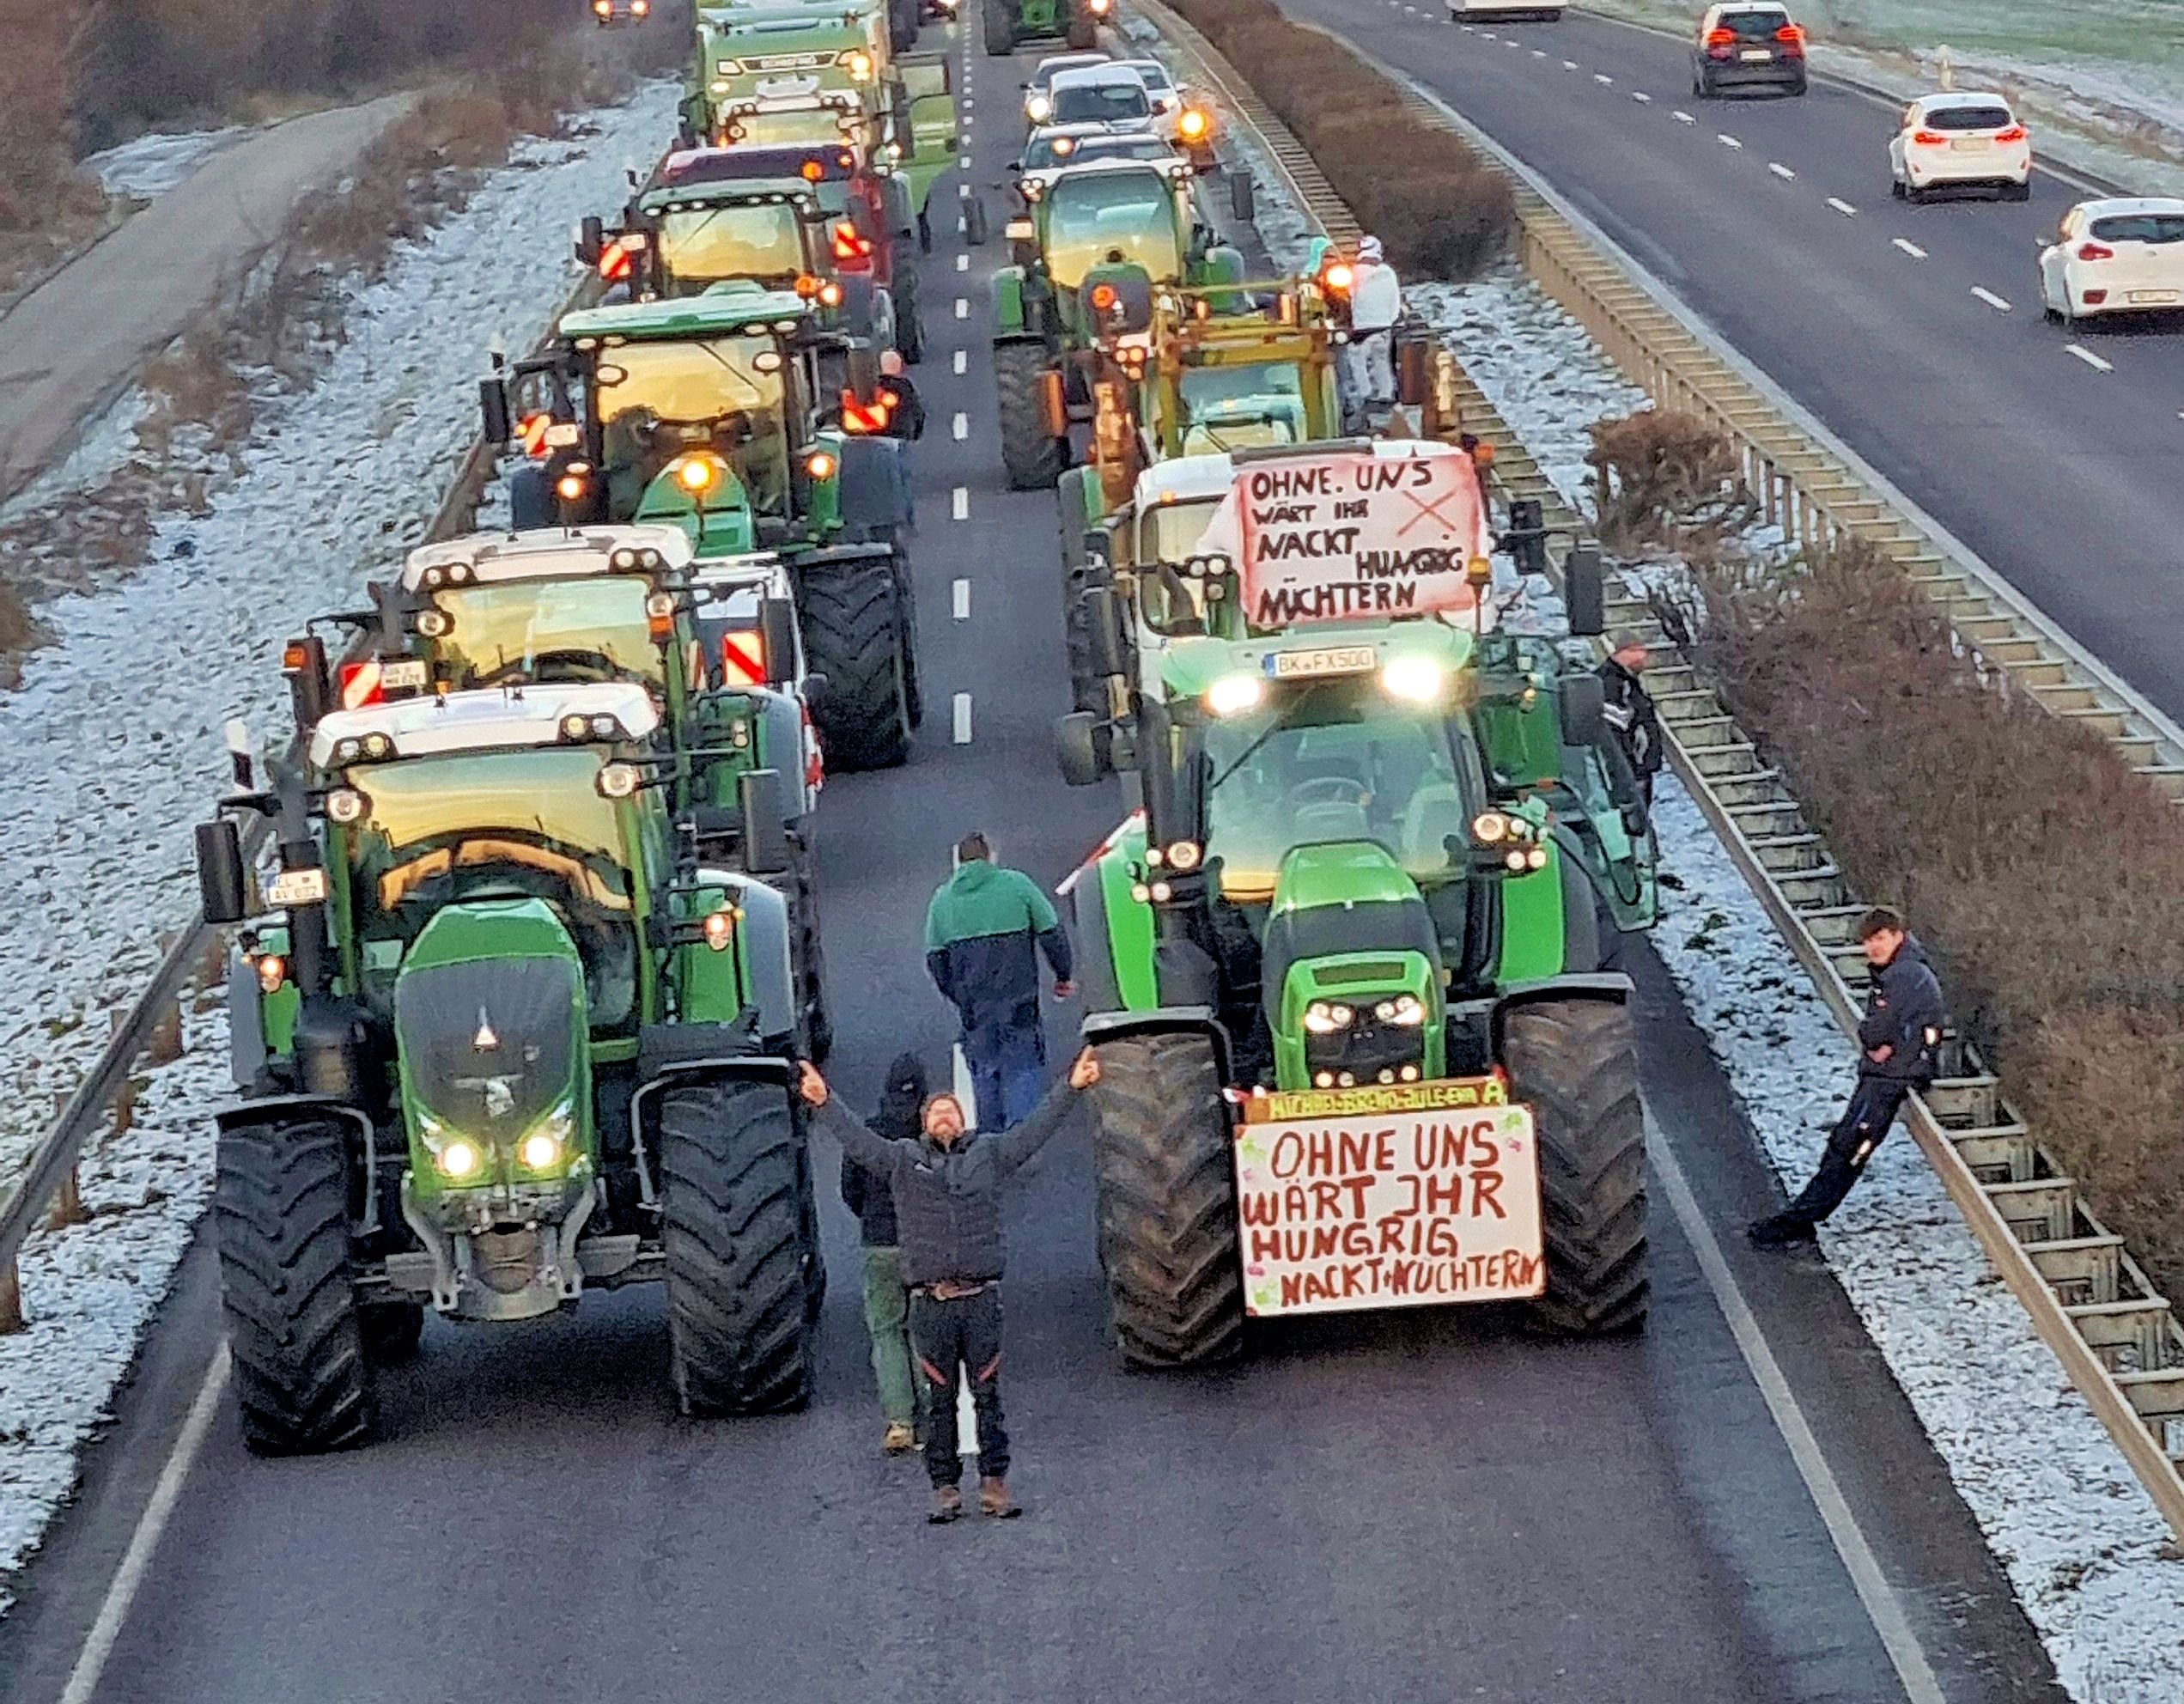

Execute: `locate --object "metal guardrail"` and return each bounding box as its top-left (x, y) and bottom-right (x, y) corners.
top-left (0, 289), bottom-right (568, 1333)
top-left (1133, 0), bottom-right (2184, 1540)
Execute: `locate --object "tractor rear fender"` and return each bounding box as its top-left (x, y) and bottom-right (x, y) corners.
top-left (1487, 974), bottom-right (1632, 1056)
top-left (992, 266), bottom-right (1032, 338)
top-left (1082, 1005), bottom-right (1232, 1085)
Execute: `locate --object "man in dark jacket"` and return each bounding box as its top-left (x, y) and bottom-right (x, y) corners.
top-left (800, 1047), bottom-right (1100, 1522)
top-left (841, 1051), bottom-right (928, 1456)
top-left (1750, 907), bottom-right (1947, 1248)
top-left (1597, 631), bottom-right (1664, 809)
top-left (924, 832), bottom-right (1074, 1131)
top-left (877, 348), bottom-right (926, 441)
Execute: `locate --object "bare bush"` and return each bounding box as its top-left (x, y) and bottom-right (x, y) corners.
top-left (1171, 0), bottom-right (1514, 281)
top-left (1587, 408), bottom-right (1757, 557)
top-left (1687, 536), bottom-right (2184, 1299)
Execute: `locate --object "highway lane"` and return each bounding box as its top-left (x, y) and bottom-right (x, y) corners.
top-left (1288, 0), bottom-right (2184, 724)
top-left (0, 15), bottom-right (2065, 1701)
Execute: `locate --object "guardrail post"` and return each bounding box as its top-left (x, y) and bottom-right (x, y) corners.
top-left (0, 1257), bottom-right (21, 1334)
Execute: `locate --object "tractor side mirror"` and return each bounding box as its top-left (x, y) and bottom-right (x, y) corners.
top-left (739, 768), bottom-right (794, 875)
top-left (197, 819), bottom-right (250, 924)
top-left (575, 215), bottom-right (605, 266)
top-left (281, 635), bottom-right (332, 730)
top-left (1563, 543), bottom-right (1605, 637)
top-left (1503, 497), bottom-right (1548, 579)
top-left (1055, 711), bottom-right (1111, 787)
top-left (1086, 584), bottom-right (1128, 679)
top-left (478, 376), bottom-right (512, 447)
top-left (759, 597), bottom-right (799, 686)
top-left (1559, 672), bottom-right (1607, 748)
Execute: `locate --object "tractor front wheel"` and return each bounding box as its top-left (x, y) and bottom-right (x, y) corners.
top-left (214, 1118), bottom-right (376, 1455)
top-left (659, 1077), bottom-right (815, 1415)
top-left (795, 554), bottom-right (913, 770)
top-left (995, 344), bottom-right (1068, 490)
top-left (1090, 1031), bottom-right (1244, 1368)
top-left (1501, 998), bottom-right (1648, 1336)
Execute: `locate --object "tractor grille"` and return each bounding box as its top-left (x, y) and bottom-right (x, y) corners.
top-left (396, 958), bottom-right (579, 1141)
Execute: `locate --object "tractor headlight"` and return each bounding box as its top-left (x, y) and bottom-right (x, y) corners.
top-left (1381, 654), bottom-right (1446, 704)
top-left (1304, 1001), bottom-right (1354, 1034)
top-left (361, 733), bottom-right (394, 760)
top-left (439, 1137), bottom-right (484, 1181)
top-left (1026, 94), bottom-right (1051, 121)
top-left (1165, 840), bottom-right (1202, 872)
top-left (596, 762), bottom-right (641, 798)
top-left (325, 787), bottom-right (368, 824)
top-left (1472, 812), bottom-right (1509, 844)
top-left (703, 908), bottom-right (735, 951)
top-left (1205, 672), bottom-right (1263, 716)
top-left (415, 609), bottom-right (452, 638)
top-left (519, 1103), bottom-right (575, 1172)
top-left (1388, 995), bottom-right (1425, 1026)
top-left (1178, 107), bottom-right (1208, 139)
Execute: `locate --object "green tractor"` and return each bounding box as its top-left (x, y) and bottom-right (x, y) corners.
top-left (194, 680), bottom-right (824, 1452)
top-left (991, 155), bottom-right (1244, 490)
top-left (478, 283), bottom-right (921, 771)
top-left (985, 0), bottom-right (1110, 56)
top-left (1053, 558), bottom-right (1658, 1366)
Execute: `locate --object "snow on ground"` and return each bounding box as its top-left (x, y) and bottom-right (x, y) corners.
top-left (0, 76), bottom-right (678, 1612)
top-left (1215, 79), bottom-right (2184, 1700)
top-left (81, 128), bottom-right (249, 202)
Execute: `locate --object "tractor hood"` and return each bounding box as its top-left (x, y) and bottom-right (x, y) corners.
top-left (636, 457), bottom-right (760, 556)
top-left (394, 898), bottom-right (592, 1195)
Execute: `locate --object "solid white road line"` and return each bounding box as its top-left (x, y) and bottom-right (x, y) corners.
top-left (59, 1345), bottom-right (232, 1704)
top-left (953, 349), bottom-right (968, 375)
top-left (1767, 161), bottom-right (1796, 180)
top-left (1673, 109), bottom-right (1695, 123)
top-left (951, 484), bottom-right (969, 520)
top-left (2066, 343), bottom-right (2114, 372)
top-left (955, 298), bottom-right (969, 320)
top-left (1892, 237), bottom-right (1927, 259)
top-left (1970, 285), bottom-right (2011, 312)
top-left (952, 411), bottom-right (969, 440)
top-left (952, 692), bottom-right (972, 744)
top-left (952, 577), bottom-right (970, 618)
top-left (1827, 196), bottom-right (1858, 216)
top-left (957, 253), bottom-right (970, 271)
top-left (1719, 133), bottom-right (1743, 149)
top-left (1647, 1122), bottom-right (1950, 1704)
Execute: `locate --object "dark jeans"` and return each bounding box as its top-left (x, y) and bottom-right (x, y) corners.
top-left (962, 1017), bottom-right (1046, 1134)
top-left (1786, 1077), bottom-right (1912, 1225)
top-left (909, 1287), bottom-right (1008, 1488)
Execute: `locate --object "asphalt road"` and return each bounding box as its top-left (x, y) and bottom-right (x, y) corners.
top-left (0, 15), bottom-right (2068, 1703)
top-left (0, 96), bottom-right (411, 502)
top-left (1284, 0), bottom-right (2184, 725)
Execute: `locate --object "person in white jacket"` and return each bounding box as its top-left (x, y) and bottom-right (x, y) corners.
top-left (1344, 234), bottom-right (1402, 423)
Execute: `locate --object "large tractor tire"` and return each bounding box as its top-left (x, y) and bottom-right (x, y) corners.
top-left (658, 1077), bottom-right (815, 1415)
top-left (795, 555), bottom-right (912, 770)
top-left (893, 256), bottom-right (926, 364)
top-left (983, 0), bottom-right (1014, 55)
top-left (213, 1119), bottom-right (376, 1455)
top-left (1500, 998), bottom-right (1648, 1336)
top-left (995, 343), bottom-right (1068, 490)
top-left (361, 1300), bottom-right (424, 1363)
top-left (1089, 1032), bottom-right (1244, 1367)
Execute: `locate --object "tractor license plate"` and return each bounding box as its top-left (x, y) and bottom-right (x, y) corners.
top-left (1270, 645), bottom-right (1377, 679)
top-left (1232, 1082), bottom-right (1543, 1317)
top-left (1739, 47), bottom-right (1771, 60)
top-left (266, 867), bottom-right (329, 907)
top-left (379, 659), bottom-right (429, 691)
top-left (2129, 289), bottom-right (2180, 304)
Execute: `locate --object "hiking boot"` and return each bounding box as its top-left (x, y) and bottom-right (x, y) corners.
top-left (979, 1476), bottom-right (1021, 1519)
top-left (928, 1486), bottom-right (964, 1525)
top-left (882, 1422), bottom-right (916, 1457)
top-left (1748, 1214), bottom-right (1817, 1250)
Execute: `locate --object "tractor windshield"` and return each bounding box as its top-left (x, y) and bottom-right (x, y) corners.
top-left (1199, 678), bottom-right (1487, 898)
top-left (731, 107), bottom-right (863, 148)
top-left (1176, 361), bottom-right (1306, 450)
top-left (656, 202), bottom-right (809, 290)
top-left (1139, 496), bottom-right (1220, 563)
top-left (593, 334), bottom-right (791, 516)
top-left (1044, 170), bottom-right (1182, 289)
top-left (424, 578), bottom-right (668, 691)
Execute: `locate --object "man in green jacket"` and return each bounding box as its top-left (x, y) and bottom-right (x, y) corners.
top-left (924, 832), bottom-right (1074, 1131)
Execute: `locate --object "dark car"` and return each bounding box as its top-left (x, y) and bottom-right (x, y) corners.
top-left (1692, 3), bottom-right (1807, 98)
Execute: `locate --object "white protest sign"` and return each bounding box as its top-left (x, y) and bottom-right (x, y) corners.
top-left (1198, 448), bottom-right (1493, 630)
top-left (1232, 1080), bottom-right (1543, 1317)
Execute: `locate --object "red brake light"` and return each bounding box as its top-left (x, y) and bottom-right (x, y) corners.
top-left (1775, 22), bottom-right (1804, 52)
top-left (1993, 124), bottom-right (2028, 143)
top-left (2077, 241), bottom-right (2115, 262)
top-left (1912, 130), bottom-right (1948, 146)
top-left (1705, 27), bottom-right (1734, 44)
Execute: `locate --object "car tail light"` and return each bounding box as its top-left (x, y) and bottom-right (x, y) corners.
top-left (1994, 124), bottom-right (2028, 143)
top-left (1912, 130), bottom-right (1948, 146)
top-left (2083, 289), bottom-right (2108, 305)
top-left (1775, 23), bottom-right (1804, 52)
top-left (1704, 25), bottom-right (1734, 57)
top-left (2077, 241), bottom-right (2115, 262)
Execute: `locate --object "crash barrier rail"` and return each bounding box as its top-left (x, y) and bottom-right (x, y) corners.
top-left (1129, 0), bottom-right (2184, 1538)
top-left (0, 250), bottom-right (608, 1335)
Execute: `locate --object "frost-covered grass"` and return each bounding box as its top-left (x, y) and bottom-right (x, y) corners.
top-left (1218, 74), bottom-right (2184, 1701)
top-left (80, 129), bottom-right (248, 202)
top-left (0, 76), bottom-right (677, 1614)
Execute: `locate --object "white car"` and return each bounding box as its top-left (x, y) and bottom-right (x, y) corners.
top-left (1889, 92), bottom-right (2031, 203)
top-left (1114, 58), bottom-right (1214, 154)
top-left (2039, 198), bottom-right (2184, 325)
top-left (1447, 0), bottom-right (1562, 18)
top-left (1022, 52), bottom-right (1109, 125)
top-left (1045, 63), bottom-right (1154, 130)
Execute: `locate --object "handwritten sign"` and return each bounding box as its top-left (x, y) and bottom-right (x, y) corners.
top-left (1232, 1098), bottom-right (1542, 1317)
top-left (1199, 450), bottom-right (1492, 630)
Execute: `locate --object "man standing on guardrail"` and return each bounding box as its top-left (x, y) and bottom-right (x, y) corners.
top-left (1597, 631), bottom-right (1664, 810)
top-left (1750, 907), bottom-right (1947, 1249)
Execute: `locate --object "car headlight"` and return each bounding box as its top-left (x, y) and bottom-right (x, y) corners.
top-left (1027, 94), bottom-right (1051, 121)
top-left (1303, 1001), bottom-right (1354, 1034)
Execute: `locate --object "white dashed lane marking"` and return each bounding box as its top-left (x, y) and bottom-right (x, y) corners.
top-left (952, 578), bottom-right (970, 619)
top-left (2066, 344), bottom-right (2114, 372)
top-left (1827, 197), bottom-right (1857, 216)
top-left (1970, 286), bottom-right (2011, 312)
top-left (951, 485), bottom-right (969, 520)
top-left (955, 298), bottom-right (969, 319)
top-left (952, 693), bottom-right (973, 744)
top-left (1594, 72), bottom-right (1613, 84)
top-left (1673, 109), bottom-right (1694, 123)
top-left (952, 411), bottom-right (969, 440)
top-left (957, 253), bottom-right (970, 271)
top-left (1631, 90), bottom-right (1652, 103)
top-left (953, 349), bottom-right (967, 374)
top-left (1767, 161), bottom-right (1796, 180)
top-left (1893, 237), bottom-right (1927, 259)
top-left (1719, 133), bottom-right (1743, 149)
